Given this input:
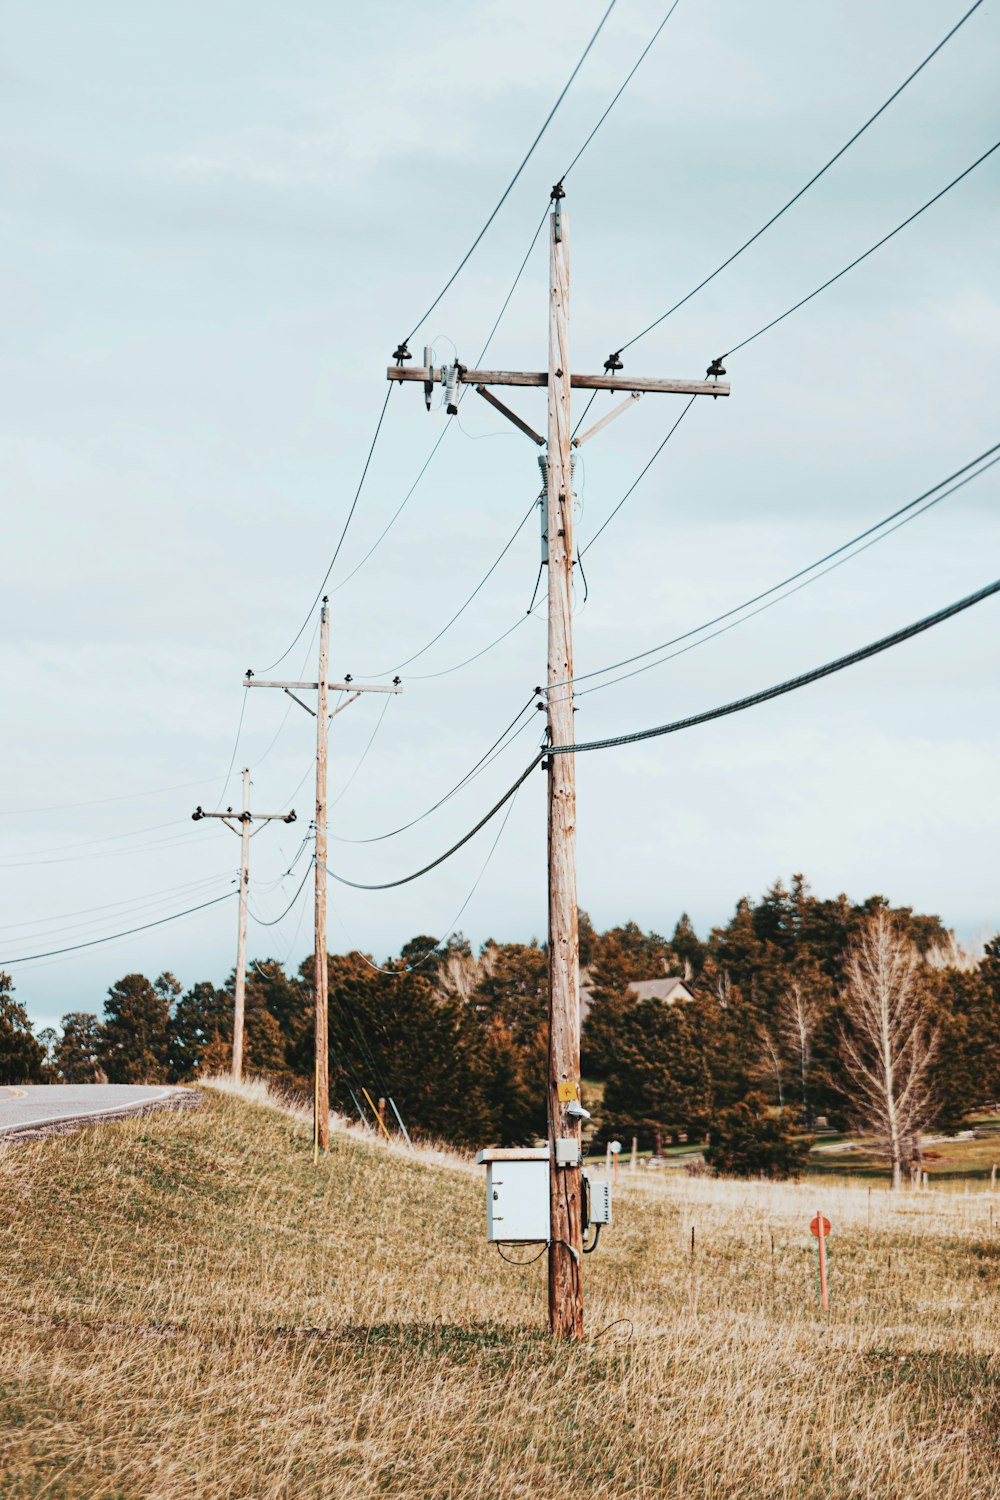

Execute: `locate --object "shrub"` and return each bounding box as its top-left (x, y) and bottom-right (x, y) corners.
top-left (705, 1093), bottom-right (812, 1179)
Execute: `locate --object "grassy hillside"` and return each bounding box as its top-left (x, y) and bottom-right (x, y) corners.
top-left (1, 1086), bottom-right (998, 1498)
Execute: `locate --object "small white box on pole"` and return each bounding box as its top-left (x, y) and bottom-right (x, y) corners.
top-left (587, 1178), bottom-right (612, 1226)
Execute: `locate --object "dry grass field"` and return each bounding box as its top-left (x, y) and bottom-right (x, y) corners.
top-left (1, 1082), bottom-right (998, 1499)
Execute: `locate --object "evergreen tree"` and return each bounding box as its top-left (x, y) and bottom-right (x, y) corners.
top-left (705, 1093), bottom-right (811, 1178)
top-left (671, 913), bottom-right (705, 978)
top-left (54, 1012), bottom-right (105, 1082)
top-left (169, 981), bottom-right (232, 1080)
top-left (581, 936), bottom-right (639, 1078)
top-left (99, 973), bottom-right (172, 1083)
top-left (0, 973), bottom-right (45, 1084)
top-left (934, 956), bottom-right (1000, 1128)
top-left (602, 999), bottom-right (714, 1146)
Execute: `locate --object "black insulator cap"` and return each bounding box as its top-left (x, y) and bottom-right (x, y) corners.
top-left (192, 806), bottom-right (203, 821)
top-left (344, 673), bottom-right (353, 683)
top-left (706, 356), bottom-right (726, 379)
top-left (604, 351), bottom-right (624, 373)
top-left (550, 181), bottom-right (566, 201)
top-left (393, 341), bottom-right (412, 363)
top-left (392, 676), bottom-right (401, 686)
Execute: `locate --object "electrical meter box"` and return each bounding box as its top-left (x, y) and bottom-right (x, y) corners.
top-left (475, 1148), bottom-right (549, 1242)
top-left (587, 1176), bottom-right (612, 1226)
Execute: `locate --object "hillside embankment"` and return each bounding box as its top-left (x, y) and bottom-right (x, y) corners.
top-left (1, 1084), bottom-right (997, 1498)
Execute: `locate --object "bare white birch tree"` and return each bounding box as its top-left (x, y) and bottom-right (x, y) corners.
top-left (779, 979), bottom-right (823, 1125)
top-left (757, 1025), bottom-right (785, 1108)
top-left (840, 910), bottom-right (939, 1190)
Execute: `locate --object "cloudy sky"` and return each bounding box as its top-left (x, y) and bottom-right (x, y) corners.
top-left (3, 0), bottom-right (998, 1029)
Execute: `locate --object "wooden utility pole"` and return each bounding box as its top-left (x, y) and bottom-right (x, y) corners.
top-left (192, 768), bottom-right (297, 1080)
top-left (314, 603), bottom-right (331, 1152)
top-left (543, 190), bottom-right (585, 1339)
top-left (387, 188), bottom-right (731, 1338)
top-left (246, 600), bottom-right (402, 1155)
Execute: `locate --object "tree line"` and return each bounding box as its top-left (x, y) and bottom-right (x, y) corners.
top-left (3, 874), bottom-right (997, 1181)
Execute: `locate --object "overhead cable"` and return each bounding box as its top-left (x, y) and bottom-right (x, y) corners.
top-left (248, 863), bottom-right (314, 928)
top-left (552, 576), bottom-right (1000, 756)
top-left (321, 754), bottom-right (543, 891)
top-left (0, 775), bottom-right (229, 819)
top-left (330, 208), bottom-right (549, 605)
top-left (0, 870), bottom-right (237, 938)
top-left (367, 495), bottom-right (538, 675)
top-left (557, 0), bottom-right (683, 185)
top-left (329, 781), bottom-right (523, 974)
top-left (580, 395), bottom-right (697, 557)
top-left (321, 575), bottom-right (1000, 890)
top-left (558, 439), bottom-right (1000, 691)
top-left (615, 0), bottom-right (986, 354)
top-left (400, 0), bottom-right (618, 345)
top-left (0, 890), bottom-right (238, 966)
top-left (264, 383), bottom-right (395, 672)
top-left (332, 693), bottom-right (538, 844)
top-left (330, 695), bottom-right (394, 809)
top-left (721, 137), bottom-right (1000, 359)
top-left (570, 452), bottom-right (1000, 700)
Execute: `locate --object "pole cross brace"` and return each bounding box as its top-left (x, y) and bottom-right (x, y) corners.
top-left (247, 679), bottom-right (403, 694)
top-left (388, 366), bottom-right (730, 398)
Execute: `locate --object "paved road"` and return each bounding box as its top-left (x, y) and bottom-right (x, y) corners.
top-left (0, 1084), bottom-right (175, 1134)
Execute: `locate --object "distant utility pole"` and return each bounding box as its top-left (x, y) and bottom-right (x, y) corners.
top-left (388, 187), bottom-right (730, 1340)
top-left (247, 599), bottom-right (402, 1156)
top-left (192, 767), bottom-right (297, 1082)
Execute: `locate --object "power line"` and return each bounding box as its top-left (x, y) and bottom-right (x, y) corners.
top-left (721, 137), bottom-right (1000, 360)
top-left (580, 394), bottom-right (697, 557)
top-left (0, 872), bottom-right (237, 941)
top-left (331, 693), bottom-right (537, 845)
top-left (263, 382), bottom-right (395, 672)
top-left (558, 0), bottom-right (683, 184)
top-left (248, 863), bottom-right (314, 928)
top-left (0, 871), bottom-right (235, 935)
top-left (330, 694), bottom-right (393, 809)
top-left (366, 494), bottom-right (539, 675)
top-left (406, 609), bottom-right (538, 682)
top-left (213, 685), bottom-right (250, 811)
top-left (400, 0), bottom-right (619, 345)
top-left (615, 0), bottom-right (986, 355)
top-left (0, 890), bottom-right (238, 967)
top-left (330, 207), bottom-right (550, 605)
top-left (328, 426), bottom-right (451, 596)
top-left (557, 439), bottom-right (1000, 692)
top-left (0, 817), bottom-right (188, 863)
top-left (571, 452), bottom-right (1000, 701)
top-left (320, 573), bottom-right (1000, 890)
top-left (329, 779), bottom-right (523, 974)
top-left (0, 826), bottom-right (213, 870)
top-left (0, 775), bottom-right (229, 818)
top-left (323, 753), bottom-right (542, 892)
top-left (554, 575), bottom-right (1000, 757)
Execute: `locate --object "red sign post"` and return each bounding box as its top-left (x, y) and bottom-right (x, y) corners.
top-left (810, 1212), bottom-right (831, 1310)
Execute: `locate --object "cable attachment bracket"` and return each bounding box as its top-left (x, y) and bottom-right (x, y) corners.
top-left (706, 356), bottom-right (726, 399)
top-left (551, 181), bottom-right (565, 241)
